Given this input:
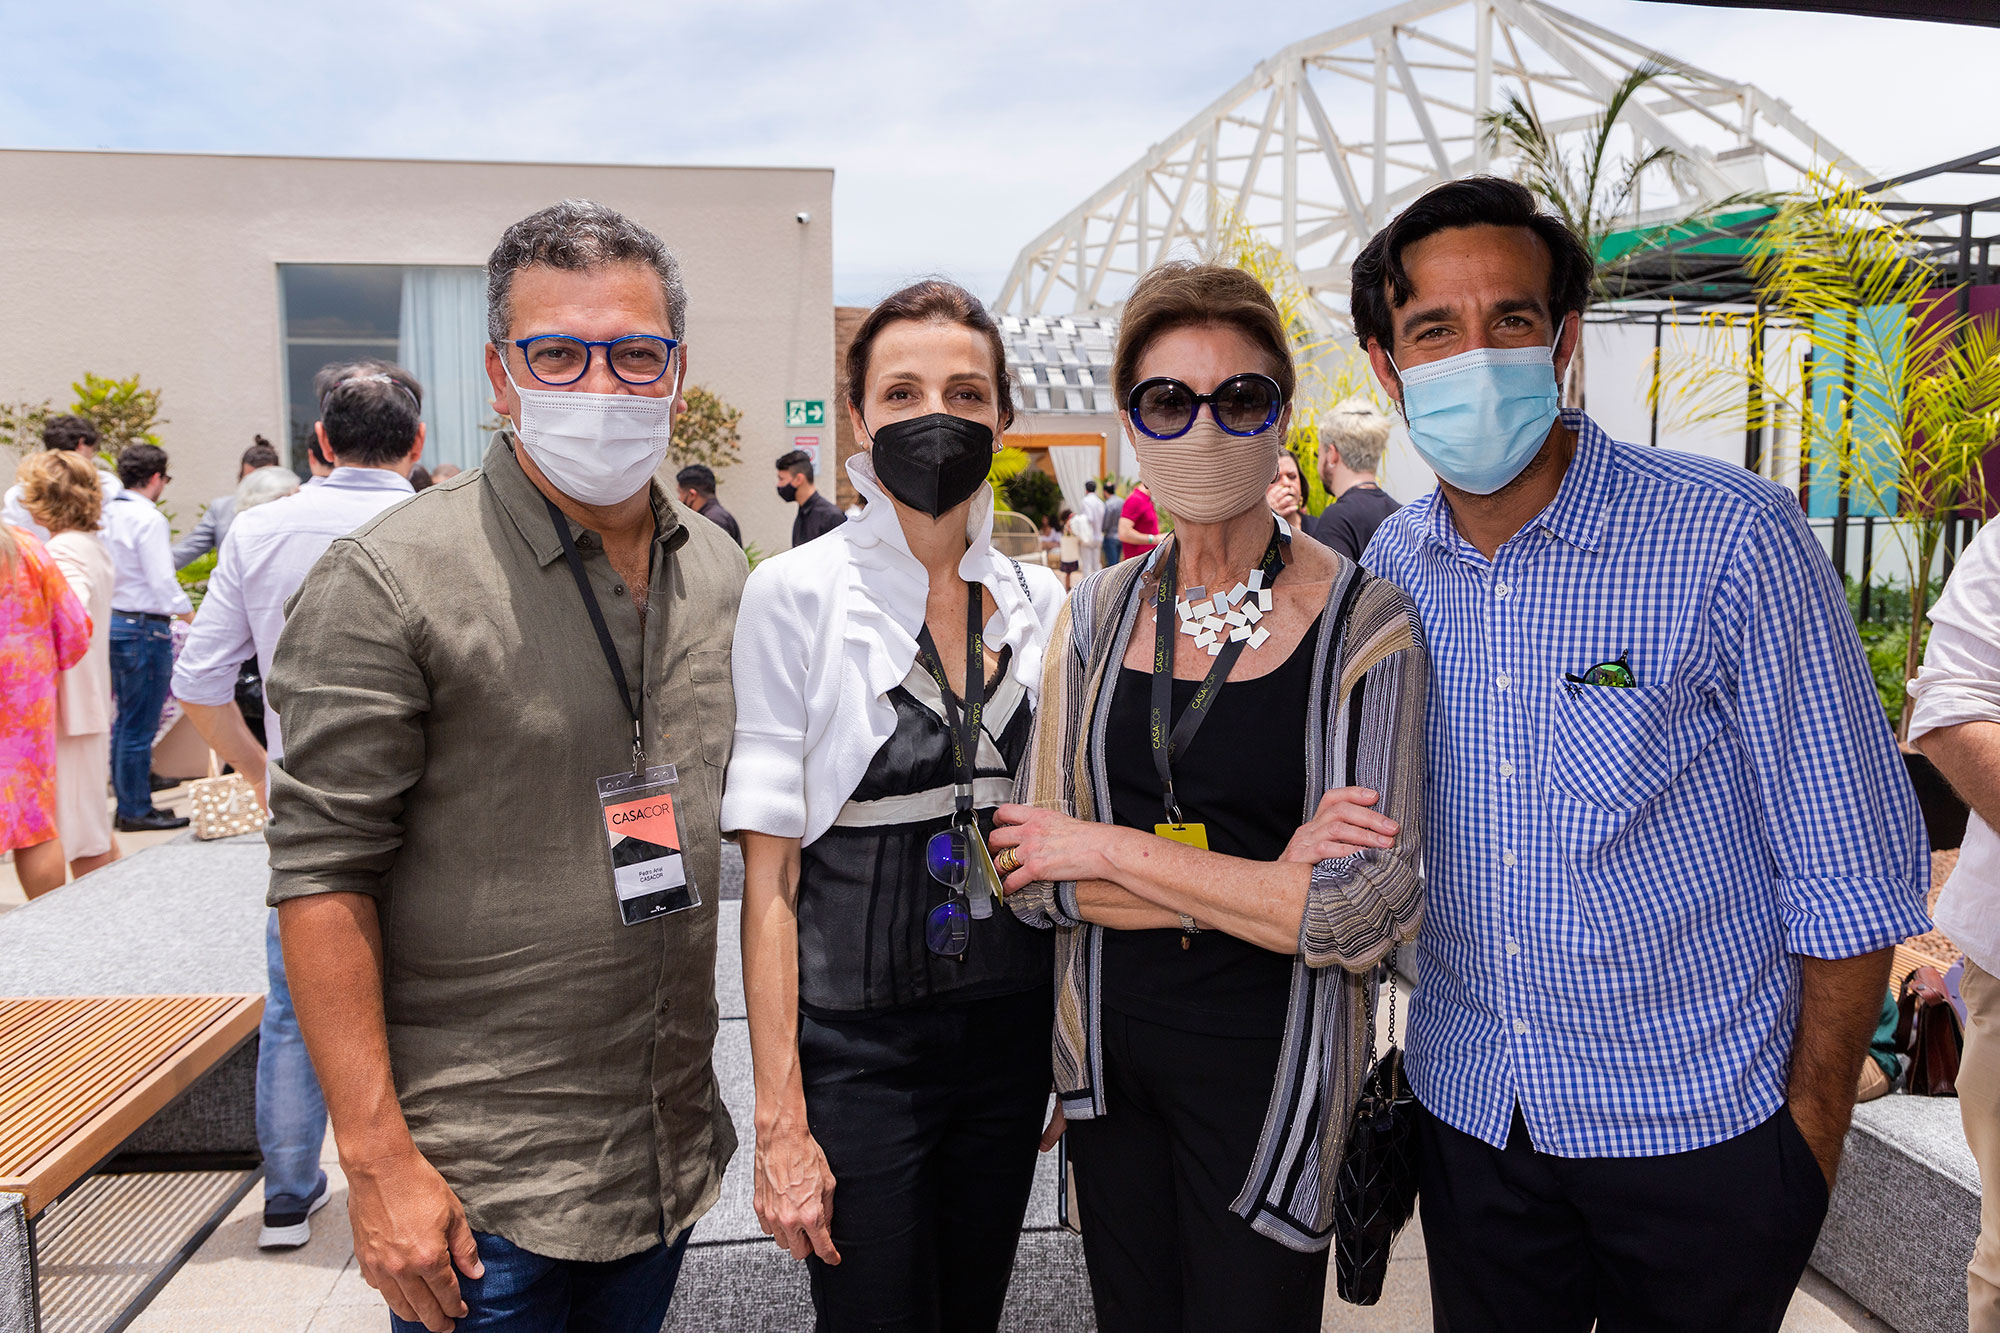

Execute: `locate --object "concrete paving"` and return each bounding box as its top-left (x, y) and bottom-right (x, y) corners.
top-left (0, 781), bottom-right (197, 914)
top-left (128, 906), bottom-right (1883, 1332)
top-left (130, 1134), bottom-right (1883, 1332)
top-left (6, 832), bottom-right (1887, 1331)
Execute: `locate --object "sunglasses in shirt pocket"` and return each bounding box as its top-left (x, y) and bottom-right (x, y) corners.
top-left (1543, 681), bottom-right (1721, 816)
top-left (1542, 680), bottom-right (1730, 956)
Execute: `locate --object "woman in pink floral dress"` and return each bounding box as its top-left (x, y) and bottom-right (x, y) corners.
top-left (1, 523), bottom-right (89, 897)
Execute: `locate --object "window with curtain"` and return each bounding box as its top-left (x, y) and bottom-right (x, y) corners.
top-left (279, 264), bottom-right (494, 476)
top-left (398, 267), bottom-right (494, 474)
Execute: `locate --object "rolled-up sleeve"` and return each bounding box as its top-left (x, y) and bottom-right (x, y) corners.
top-left (1299, 603), bottom-right (1428, 970)
top-left (1716, 501), bottom-right (1930, 959)
top-left (265, 538), bottom-right (429, 904)
top-left (720, 565), bottom-right (811, 838)
top-left (171, 528), bottom-right (255, 707)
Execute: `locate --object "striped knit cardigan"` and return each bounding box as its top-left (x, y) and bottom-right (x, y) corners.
top-left (1008, 538), bottom-right (1429, 1251)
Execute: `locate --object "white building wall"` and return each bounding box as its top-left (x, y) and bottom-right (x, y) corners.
top-left (0, 149), bottom-right (833, 555)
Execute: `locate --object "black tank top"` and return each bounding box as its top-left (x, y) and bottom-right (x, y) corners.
top-left (1099, 615), bottom-right (1319, 1037)
top-left (795, 648), bottom-right (1053, 1016)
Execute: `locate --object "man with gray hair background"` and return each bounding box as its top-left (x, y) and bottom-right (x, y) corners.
top-left (1306, 396), bottom-right (1401, 562)
top-left (267, 199), bottom-right (746, 1333)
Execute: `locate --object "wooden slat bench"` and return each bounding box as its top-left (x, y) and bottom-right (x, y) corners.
top-left (0, 995), bottom-right (262, 1332)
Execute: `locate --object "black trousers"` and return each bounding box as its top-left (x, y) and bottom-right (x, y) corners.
top-left (1064, 1007), bottom-right (1327, 1333)
top-left (1417, 1102), bottom-right (1831, 1333)
top-left (799, 987), bottom-right (1053, 1333)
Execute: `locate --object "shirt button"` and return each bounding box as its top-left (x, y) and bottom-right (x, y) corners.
top-left (1498, 760), bottom-right (1515, 778)
top-left (1505, 938), bottom-right (1521, 957)
top-left (1501, 849), bottom-right (1518, 868)
top-left (1513, 1019), bottom-right (1529, 1035)
top-left (1495, 672), bottom-right (1511, 691)
top-left (613, 585), bottom-right (627, 596)
top-left (1496, 582), bottom-right (1511, 599)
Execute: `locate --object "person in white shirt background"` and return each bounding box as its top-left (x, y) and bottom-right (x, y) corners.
top-left (1909, 518), bottom-right (2000, 1333)
top-left (102, 443), bottom-right (191, 832)
top-left (1077, 477), bottom-right (1105, 576)
top-left (172, 359), bottom-right (424, 1253)
top-left (2, 414), bottom-right (121, 541)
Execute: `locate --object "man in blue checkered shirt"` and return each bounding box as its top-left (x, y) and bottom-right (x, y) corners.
top-left (1353, 177), bottom-right (1930, 1330)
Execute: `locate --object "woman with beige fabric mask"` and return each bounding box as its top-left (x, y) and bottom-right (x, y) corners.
top-left (990, 261), bottom-right (1431, 1332)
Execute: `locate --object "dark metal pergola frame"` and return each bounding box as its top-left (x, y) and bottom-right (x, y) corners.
top-left (1581, 145), bottom-right (2000, 607)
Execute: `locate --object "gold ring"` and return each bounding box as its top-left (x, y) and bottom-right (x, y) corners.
top-left (994, 848), bottom-right (1023, 875)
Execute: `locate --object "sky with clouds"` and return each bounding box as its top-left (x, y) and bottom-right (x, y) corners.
top-left (3, 1), bottom-right (1997, 305)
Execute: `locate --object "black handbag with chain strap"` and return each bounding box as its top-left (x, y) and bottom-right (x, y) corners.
top-left (1332, 961), bottom-right (1420, 1306)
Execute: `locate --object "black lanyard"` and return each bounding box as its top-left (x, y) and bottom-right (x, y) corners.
top-left (546, 497), bottom-right (646, 774)
top-left (914, 582), bottom-right (985, 825)
top-left (1150, 525), bottom-right (1287, 825)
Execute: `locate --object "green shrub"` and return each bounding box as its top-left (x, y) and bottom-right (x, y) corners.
top-left (1857, 620), bottom-right (1928, 724)
top-left (177, 550), bottom-right (216, 611)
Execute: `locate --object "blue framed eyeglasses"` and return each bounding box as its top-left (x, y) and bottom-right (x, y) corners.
top-left (924, 827), bottom-right (973, 959)
top-left (1126, 372), bottom-right (1285, 440)
top-left (511, 334), bottom-right (681, 387)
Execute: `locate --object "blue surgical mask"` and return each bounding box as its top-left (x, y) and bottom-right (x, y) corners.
top-left (1392, 345), bottom-right (1561, 495)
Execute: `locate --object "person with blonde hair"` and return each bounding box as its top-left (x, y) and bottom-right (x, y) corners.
top-left (1305, 397), bottom-right (1400, 562)
top-left (18, 450), bottom-right (120, 881)
top-left (1, 414), bottom-right (119, 541)
top-left (0, 509), bottom-right (89, 898)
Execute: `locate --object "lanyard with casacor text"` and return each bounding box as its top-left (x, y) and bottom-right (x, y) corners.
top-left (914, 581), bottom-right (1005, 917)
top-left (1149, 523), bottom-right (1288, 849)
top-left (545, 497), bottom-right (701, 925)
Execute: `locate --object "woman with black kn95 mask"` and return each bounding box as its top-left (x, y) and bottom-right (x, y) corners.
top-left (725, 279), bottom-right (1068, 1332)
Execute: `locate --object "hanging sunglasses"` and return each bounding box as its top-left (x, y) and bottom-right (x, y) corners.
top-left (1126, 373), bottom-right (1285, 441)
top-left (924, 825), bottom-right (974, 959)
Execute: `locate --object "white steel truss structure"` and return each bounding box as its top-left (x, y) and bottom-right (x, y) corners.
top-left (995, 0), bottom-right (1875, 330)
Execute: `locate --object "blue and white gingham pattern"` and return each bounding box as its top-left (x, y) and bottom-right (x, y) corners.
top-left (1364, 411), bottom-right (1931, 1158)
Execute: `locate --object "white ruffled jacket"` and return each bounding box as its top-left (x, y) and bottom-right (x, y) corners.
top-left (720, 452), bottom-right (1068, 848)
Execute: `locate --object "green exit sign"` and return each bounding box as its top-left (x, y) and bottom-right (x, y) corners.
top-left (786, 399), bottom-right (826, 427)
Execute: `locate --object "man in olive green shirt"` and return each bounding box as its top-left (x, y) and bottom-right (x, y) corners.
top-left (268, 201), bottom-right (746, 1333)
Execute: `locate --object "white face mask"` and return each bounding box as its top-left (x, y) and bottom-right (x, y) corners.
top-left (502, 358), bottom-right (677, 506)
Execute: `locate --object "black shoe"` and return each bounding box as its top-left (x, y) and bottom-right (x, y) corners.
top-left (149, 772), bottom-right (180, 792)
top-left (115, 810), bottom-right (190, 832)
top-left (259, 1178), bottom-right (331, 1250)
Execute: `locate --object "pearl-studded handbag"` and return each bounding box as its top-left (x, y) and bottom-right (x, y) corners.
top-left (188, 751), bottom-right (268, 841)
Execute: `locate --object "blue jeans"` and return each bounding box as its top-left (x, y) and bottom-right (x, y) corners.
top-left (260, 909), bottom-right (328, 1208)
top-left (107, 613), bottom-right (173, 818)
top-left (1102, 536), bottom-right (1121, 567)
top-left (388, 1229), bottom-right (690, 1333)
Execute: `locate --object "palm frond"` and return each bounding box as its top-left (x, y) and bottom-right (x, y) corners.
top-left (1581, 62), bottom-right (1669, 228)
top-left (1652, 165), bottom-right (2000, 733)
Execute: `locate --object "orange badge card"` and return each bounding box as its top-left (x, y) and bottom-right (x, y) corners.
top-left (595, 764), bottom-right (699, 925)
top-left (604, 792), bottom-right (683, 851)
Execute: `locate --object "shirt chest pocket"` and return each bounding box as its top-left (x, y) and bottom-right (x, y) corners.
top-left (686, 648), bottom-right (735, 770)
top-left (1543, 682), bottom-right (1721, 815)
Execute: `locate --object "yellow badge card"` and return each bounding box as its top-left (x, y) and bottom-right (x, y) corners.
top-left (1155, 822), bottom-right (1209, 850)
